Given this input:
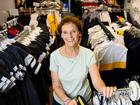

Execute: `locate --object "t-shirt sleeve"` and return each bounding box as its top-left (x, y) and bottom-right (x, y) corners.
top-left (49, 52), bottom-right (58, 72)
top-left (87, 50), bottom-right (96, 68)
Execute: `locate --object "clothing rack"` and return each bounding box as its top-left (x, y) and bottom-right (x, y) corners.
top-left (81, 1), bottom-right (123, 12)
top-left (35, 7), bottom-right (61, 36)
top-left (2, 17), bottom-right (18, 30)
top-left (77, 80), bottom-right (140, 105)
top-left (36, 8), bottom-right (60, 16)
top-left (0, 18), bottom-right (16, 41)
top-left (40, 1), bottom-right (61, 9)
top-left (92, 80), bottom-right (140, 105)
top-left (95, 80), bottom-right (140, 101)
top-left (34, 0), bottom-right (62, 17)
top-left (97, 4), bottom-right (124, 13)
top-left (35, 0), bottom-right (62, 14)
top-left (0, 17), bottom-right (20, 39)
top-left (0, 13), bottom-right (53, 105)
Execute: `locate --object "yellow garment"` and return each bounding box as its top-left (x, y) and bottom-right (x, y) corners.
top-left (108, 0), bottom-right (118, 6)
top-left (16, 0), bottom-right (21, 6)
top-left (47, 12), bottom-right (58, 36)
top-left (117, 30), bottom-right (124, 36)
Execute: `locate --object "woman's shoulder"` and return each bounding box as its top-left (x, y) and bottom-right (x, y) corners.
top-left (80, 46), bottom-right (93, 53)
top-left (51, 46), bottom-right (64, 56)
top-left (50, 48), bottom-right (60, 56)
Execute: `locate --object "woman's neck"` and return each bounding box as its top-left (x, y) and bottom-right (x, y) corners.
top-left (64, 45), bottom-right (80, 58)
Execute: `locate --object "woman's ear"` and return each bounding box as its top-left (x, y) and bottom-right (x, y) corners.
top-left (60, 32), bottom-right (63, 38)
top-left (78, 33), bottom-right (82, 43)
top-left (79, 32), bottom-right (82, 38)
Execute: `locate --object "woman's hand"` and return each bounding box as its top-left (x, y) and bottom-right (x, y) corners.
top-left (68, 99), bottom-right (77, 105)
top-left (102, 86), bottom-right (117, 98)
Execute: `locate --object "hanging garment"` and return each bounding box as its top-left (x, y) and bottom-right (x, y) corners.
top-left (124, 27), bottom-right (140, 78)
top-left (93, 41), bottom-right (127, 71)
top-left (93, 40), bottom-right (127, 87)
top-left (46, 11), bottom-right (61, 36)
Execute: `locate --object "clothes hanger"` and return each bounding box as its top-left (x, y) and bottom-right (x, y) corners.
top-left (6, 17), bottom-right (18, 28)
top-left (76, 95), bottom-right (88, 105)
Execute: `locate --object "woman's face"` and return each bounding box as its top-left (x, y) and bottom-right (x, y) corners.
top-left (61, 22), bottom-right (81, 47)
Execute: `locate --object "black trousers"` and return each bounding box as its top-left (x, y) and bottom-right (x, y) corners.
top-left (52, 98), bottom-right (61, 105)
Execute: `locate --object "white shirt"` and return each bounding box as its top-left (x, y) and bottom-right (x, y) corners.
top-left (94, 41), bottom-right (127, 71)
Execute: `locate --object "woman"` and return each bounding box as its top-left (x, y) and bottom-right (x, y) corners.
top-left (49, 16), bottom-right (117, 105)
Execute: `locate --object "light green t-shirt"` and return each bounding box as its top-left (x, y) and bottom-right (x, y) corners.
top-left (49, 46), bottom-right (96, 104)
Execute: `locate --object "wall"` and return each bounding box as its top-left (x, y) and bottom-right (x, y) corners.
top-left (0, 0), bottom-right (15, 25)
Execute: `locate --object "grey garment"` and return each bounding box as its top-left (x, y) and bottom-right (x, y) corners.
top-left (88, 98), bottom-right (93, 105)
top-left (89, 11), bottom-right (100, 23)
top-left (128, 26), bottom-right (140, 38)
top-left (92, 94), bottom-right (108, 105)
top-left (82, 12), bottom-right (90, 21)
top-left (82, 10), bottom-right (100, 22)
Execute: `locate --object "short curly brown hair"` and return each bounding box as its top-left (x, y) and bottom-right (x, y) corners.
top-left (57, 16), bottom-right (83, 35)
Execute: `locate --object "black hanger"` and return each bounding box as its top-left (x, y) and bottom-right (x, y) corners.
top-left (94, 17), bottom-right (115, 41)
top-left (77, 95), bottom-right (88, 105)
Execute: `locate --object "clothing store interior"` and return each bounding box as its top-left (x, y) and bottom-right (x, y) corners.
top-left (0, 0), bottom-right (140, 105)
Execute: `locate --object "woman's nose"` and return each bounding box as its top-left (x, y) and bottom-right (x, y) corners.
top-left (67, 32), bottom-right (73, 37)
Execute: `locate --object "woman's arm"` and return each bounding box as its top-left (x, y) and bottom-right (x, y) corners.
top-left (51, 71), bottom-right (69, 101)
top-left (89, 64), bottom-right (106, 92)
top-left (89, 64), bottom-right (116, 97)
top-left (51, 71), bottom-right (78, 105)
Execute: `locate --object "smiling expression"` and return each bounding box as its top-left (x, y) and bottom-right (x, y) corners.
top-left (61, 22), bottom-right (81, 47)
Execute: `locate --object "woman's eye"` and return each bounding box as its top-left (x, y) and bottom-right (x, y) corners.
top-left (72, 30), bottom-right (76, 33)
top-left (72, 30), bottom-right (78, 34)
top-left (62, 30), bottom-right (78, 35)
top-left (62, 31), bottom-right (67, 34)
